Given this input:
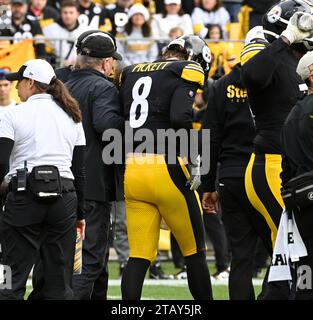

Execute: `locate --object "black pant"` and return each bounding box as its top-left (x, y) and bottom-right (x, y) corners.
top-left (90, 244), bottom-right (110, 300)
top-left (203, 212), bottom-right (230, 272)
top-left (72, 200), bottom-right (111, 300)
top-left (0, 190), bottom-right (77, 300)
top-left (254, 238), bottom-right (270, 271)
top-left (219, 178), bottom-right (272, 300)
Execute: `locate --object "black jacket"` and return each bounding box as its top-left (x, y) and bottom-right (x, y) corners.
top-left (66, 68), bottom-right (124, 202)
top-left (202, 63), bottom-right (255, 192)
top-left (281, 94), bottom-right (313, 185)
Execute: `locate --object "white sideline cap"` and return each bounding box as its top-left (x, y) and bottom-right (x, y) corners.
top-left (5, 59), bottom-right (56, 85)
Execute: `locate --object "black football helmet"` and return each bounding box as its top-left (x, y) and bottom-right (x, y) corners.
top-left (165, 35), bottom-right (212, 73)
top-left (263, 0), bottom-right (313, 51)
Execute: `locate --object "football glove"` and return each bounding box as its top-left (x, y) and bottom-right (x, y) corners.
top-left (281, 12), bottom-right (313, 44)
top-left (186, 155), bottom-right (201, 191)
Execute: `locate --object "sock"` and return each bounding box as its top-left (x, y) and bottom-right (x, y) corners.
top-left (185, 251), bottom-right (213, 300)
top-left (121, 257), bottom-right (150, 300)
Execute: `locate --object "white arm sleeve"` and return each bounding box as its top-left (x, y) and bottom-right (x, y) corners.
top-left (75, 122), bottom-right (86, 146)
top-left (0, 108), bottom-right (15, 141)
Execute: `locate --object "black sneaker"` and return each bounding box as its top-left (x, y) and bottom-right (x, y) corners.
top-left (149, 264), bottom-right (174, 280)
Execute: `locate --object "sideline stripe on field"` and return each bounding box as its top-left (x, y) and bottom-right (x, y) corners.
top-left (26, 278), bottom-right (263, 288)
top-left (107, 279), bottom-right (263, 286)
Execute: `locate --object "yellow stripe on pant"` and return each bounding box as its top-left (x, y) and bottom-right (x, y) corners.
top-left (245, 153), bottom-right (284, 248)
top-left (124, 154), bottom-right (205, 262)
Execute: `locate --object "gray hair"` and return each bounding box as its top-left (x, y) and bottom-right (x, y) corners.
top-left (76, 54), bottom-right (103, 69)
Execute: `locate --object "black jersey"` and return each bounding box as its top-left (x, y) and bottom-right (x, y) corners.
top-left (202, 63), bottom-right (255, 192)
top-left (0, 15), bottom-right (43, 40)
top-left (242, 37), bottom-right (306, 154)
top-left (78, 3), bottom-right (112, 32)
top-left (106, 3), bottom-right (129, 36)
top-left (119, 60), bottom-right (205, 154)
top-left (0, 15), bottom-right (46, 57)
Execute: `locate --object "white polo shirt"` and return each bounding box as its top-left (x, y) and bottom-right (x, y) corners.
top-left (0, 101), bottom-right (16, 119)
top-left (0, 93), bottom-right (85, 180)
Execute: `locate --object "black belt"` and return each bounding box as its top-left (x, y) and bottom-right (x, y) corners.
top-left (9, 176), bottom-right (75, 193)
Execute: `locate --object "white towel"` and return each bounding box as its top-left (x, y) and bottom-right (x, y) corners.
top-left (268, 208), bottom-right (308, 282)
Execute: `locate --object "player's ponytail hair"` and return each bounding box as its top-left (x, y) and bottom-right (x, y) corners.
top-left (34, 78), bottom-right (82, 123)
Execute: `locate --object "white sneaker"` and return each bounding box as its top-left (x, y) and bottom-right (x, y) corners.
top-left (174, 268), bottom-right (187, 280)
top-left (212, 268), bottom-right (230, 281)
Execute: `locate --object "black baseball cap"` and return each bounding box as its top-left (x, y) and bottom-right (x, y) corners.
top-left (76, 30), bottom-right (99, 53)
top-left (79, 32), bottom-right (122, 61)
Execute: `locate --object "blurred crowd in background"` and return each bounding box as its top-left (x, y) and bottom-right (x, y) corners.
top-left (0, 0), bottom-right (278, 79)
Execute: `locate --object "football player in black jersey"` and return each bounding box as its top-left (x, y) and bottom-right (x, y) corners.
top-left (119, 35), bottom-right (213, 300)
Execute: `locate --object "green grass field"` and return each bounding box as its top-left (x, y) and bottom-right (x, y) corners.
top-left (107, 261), bottom-right (263, 300)
top-left (26, 261), bottom-right (263, 300)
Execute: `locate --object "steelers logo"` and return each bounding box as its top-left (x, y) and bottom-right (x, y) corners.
top-left (202, 45), bottom-right (211, 64)
top-left (267, 5), bottom-right (282, 24)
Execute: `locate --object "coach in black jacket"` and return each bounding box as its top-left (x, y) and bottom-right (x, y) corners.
top-left (65, 31), bottom-right (124, 300)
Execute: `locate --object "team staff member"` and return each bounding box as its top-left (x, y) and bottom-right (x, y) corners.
top-left (242, 0), bottom-right (313, 299)
top-left (119, 35), bottom-right (213, 300)
top-left (65, 31), bottom-right (124, 300)
top-left (202, 27), bottom-right (272, 300)
top-left (27, 30), bottom-right (113, 301)
top-left (0, 59), bottom-right (86, 300)
top-left (281, 51), bottom-right (313, 300)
